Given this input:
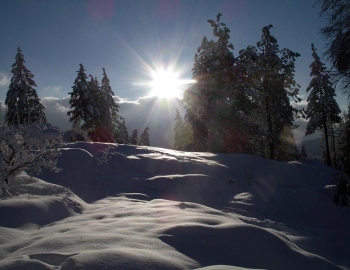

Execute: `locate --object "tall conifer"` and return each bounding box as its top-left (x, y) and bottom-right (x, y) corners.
top-left (67, 64), bottom-right (90, 128)
top-left (305, 44), bottom-right (341, 166)
top-left (239, 25), bottom-right (301, 160)
top-left (5, 47), bottom-right (46, 125)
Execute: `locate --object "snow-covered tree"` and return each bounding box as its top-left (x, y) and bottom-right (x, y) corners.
top-left (0, 124), bottom-right (61, 194)
top-left (67, 64), bottom-right (91, 128)
top-left (101, 68), bottom-right (120, 123)
top-left (117, 118), bottom-right (130, 144)
top-left (67, 66), bottom-right (101, 139)
top-left (5, 47), bottom-right (46, 125)
top-left (173, 108), bottom-right (193, 150)
top-left (305, 44), bottom-right (341, 166)
top-left (139, 127), bottom-right (150, 146)
top-left (84, 75), bottom-right (101, 132)
top-left (131, 129), bottom-right (138, 145)
top-left (174, 108), bottom-right (185, 150)
top-left (239, 25), bottom-right (301, 160)
top-left (95, 68), bottom-right (120, 142)
top-left (318, 0), bottom-right (350, 94)
top-left (68, 66), bottom-right (122, 143)
top-left (85, 74), bottom-right (114, 142)
top-left (336, 107), bottom-right (350, 176)
top-left (182, 13), bottom-right (248, 153)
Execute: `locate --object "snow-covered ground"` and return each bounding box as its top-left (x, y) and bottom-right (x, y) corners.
top-left (0, 142), bottom-right (349, 270)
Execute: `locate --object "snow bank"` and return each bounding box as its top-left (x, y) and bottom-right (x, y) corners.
top-left (0, 143), bottom-right (348, 269)
top-left (0, 172), bottom-right (87, 228)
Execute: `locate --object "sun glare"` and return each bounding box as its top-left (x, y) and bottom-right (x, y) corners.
top-left (149, 69), bottom-right (196, 98)
top-left (150, 69), bottom-right (181, 98)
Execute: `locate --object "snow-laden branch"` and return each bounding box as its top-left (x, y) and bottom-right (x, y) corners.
top-left (0, 123), bottom-right (61, 194)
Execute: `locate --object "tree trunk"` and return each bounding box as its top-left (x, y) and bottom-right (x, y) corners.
top-left (323, 112), bottom-right (331, 166)
top-left (330, 122), bottom-right (337, 169)
top-left (266, 97), bottom-right (274, 160)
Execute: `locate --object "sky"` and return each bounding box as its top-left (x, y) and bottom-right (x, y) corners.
top-left (0, 0), bottom-right (347, 146)
top-left (0, 0), bottom-right (346, 103)
top-left (1, 141), bottom-right (349, 269)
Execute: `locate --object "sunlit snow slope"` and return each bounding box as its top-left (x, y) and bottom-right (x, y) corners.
top-left (0, 142), bottom-right (349, 270)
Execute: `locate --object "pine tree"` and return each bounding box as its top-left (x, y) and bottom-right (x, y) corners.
top-left (182, 13), bottom-right (247, 153)
top-left (5, 47), bottom-right (46, 125)
top-left (117, 118), bottom-right (130, 144)
top-left (139, 127), bottom-right (150, 146)
top-left (85, 75), bottom-right (106, 141)
top-left (336, 107), bottom-right (350, 176)
top-left (318, 0), bottom-right (350, 94)
top-left (174, 108), bottom-right (193, 150)
top-left (67, 64), bottom-right (91, 128)
top-left (174, 108), bottom-right (185, 150)
top-left (67, 65), bottom-right (101, 139)
top-left (305, 44), bottom-right (341, 166)
top-left (68, 66), bottom-right (123, 143)
top-left (87, 75), bottom-right (102, 130)
top-left (131, 129), bottom-right (138, 145)
top-left (239, 25), bottom-right (301, 160)
top-left (98, 68), bottom-right (120, 142)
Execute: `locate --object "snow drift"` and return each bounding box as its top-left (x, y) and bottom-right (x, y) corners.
top-left (0, 142), bottom-right (349, 270)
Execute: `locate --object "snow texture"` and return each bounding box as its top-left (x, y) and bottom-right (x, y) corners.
top-left (0, 142), bottom-right (349, 270)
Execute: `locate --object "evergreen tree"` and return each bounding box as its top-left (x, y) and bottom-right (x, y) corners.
top-left (174, 108), bottom-right (185, 150)
top-left (86, 75), bottom-right (106, 141)
top-left (182, 13), bottom-right (248, 153)
top-left (117, 117), bottom-right (130, 144)
top-left (318, 0), bottom-right (350, 94)
top-left (139, 127), bottom-right (150, 146)
top-left (131, 129), bottom-right (138, 145)
top-left (336, 107), bottom-right (350, 176)
top-left (305, 44), bottom-right (341, 166)
top-left (68, 66), bottom-right (122, 143)
top-left (5, 47), bottom-right (46, 125)
top-left (98, 68), bottom-right (120, 142)
top-left (174, 108), bottom-right (193, 150)
top-left (67, 64), bottom-right (91, 128)
top-left (239, 25), bottom-right (301, 160)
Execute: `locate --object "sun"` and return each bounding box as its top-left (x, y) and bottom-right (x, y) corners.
top-left (149, 69), bottom-right (182, 98)
top-left (148, 68), bottom-right (196, 98)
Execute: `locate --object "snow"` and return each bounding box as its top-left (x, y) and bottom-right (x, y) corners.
top-left (0, 142), bottom-right (349, 270)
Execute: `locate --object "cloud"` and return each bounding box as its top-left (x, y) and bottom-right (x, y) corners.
top-left (114, 95), bottom-right (156, 105)
top-left (0, 73), bottom-right (10, 87)
top-left (41, 97), bottom-right (71, 130)
top-left (291, 100), bottom-right (307, 111)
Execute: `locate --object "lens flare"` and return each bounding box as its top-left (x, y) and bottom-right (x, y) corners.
top-left (148, 68), bottom-right (196, 98)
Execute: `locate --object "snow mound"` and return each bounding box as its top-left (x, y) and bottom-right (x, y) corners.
top-left (160, 223), bottom-right (338, 270)
top-left (0, 172), bottom-right (87, 228)
top-left (0, 143), bottom-right (349, 269)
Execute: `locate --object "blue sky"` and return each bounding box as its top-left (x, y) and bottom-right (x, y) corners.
top-left (0, 0), bottom-right (347, 110)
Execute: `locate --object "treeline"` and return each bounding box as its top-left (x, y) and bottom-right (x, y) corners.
top-left (174, 14), bottom-right (305, 161)
top-left (3, 47), bottom-right (150, 146)
top-left (173, 9), bottom-right (350, 178)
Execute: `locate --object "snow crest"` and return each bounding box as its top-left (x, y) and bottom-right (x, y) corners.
top-left (0, 143), bottom-right (348, 270)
